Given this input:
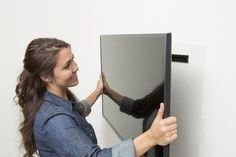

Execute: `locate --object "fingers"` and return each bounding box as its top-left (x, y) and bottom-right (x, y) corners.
top-left (165, 129), bottom-right (177, 144)
top-left (160, 117), bottom-right (177, 132)
top-left (170, 129), bottom-right (177, 135)
top-left (169, 134), bottom-right (178, 143)
top-left (99, 73), bottom-right (103, 80)
top-left (154, 105), bottom-right (178, 145)
top-left (166, 129), bottom-right (177, 138)
top-left (166, 124), bottom-right (177, 132)
top-left (164, 117), bottom-right (177, 125)
top-left (157, 103), bottom-right (165, 119)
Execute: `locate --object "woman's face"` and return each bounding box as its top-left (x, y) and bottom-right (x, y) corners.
top-left (51, 47), bottom-right (79, 89)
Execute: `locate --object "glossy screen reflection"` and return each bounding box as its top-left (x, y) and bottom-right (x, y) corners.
top-left (100, 33), bottom-right (171, 157)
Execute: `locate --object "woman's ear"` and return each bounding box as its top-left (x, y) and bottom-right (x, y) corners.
top-left (40, 75), bottom-right (52, 83)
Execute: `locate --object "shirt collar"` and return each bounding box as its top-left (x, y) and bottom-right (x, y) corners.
top-left (43, 91), bottom-right (76, 112)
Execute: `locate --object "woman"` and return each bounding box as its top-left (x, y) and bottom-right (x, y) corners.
top-left (15, 38), bottom-right (177, 157)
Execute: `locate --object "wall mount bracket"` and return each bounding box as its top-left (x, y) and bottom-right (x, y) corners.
top-left (172, 54), bottom-right (189, 63)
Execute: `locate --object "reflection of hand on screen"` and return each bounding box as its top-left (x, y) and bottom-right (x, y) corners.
top-left (102, 72), bottom-right (125, 106)
top-left (120, 83), bottom-right (164, 119)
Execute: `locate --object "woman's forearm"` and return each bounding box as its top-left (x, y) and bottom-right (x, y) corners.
top-left (85, 85), bottom-right (124, 108)
top-left (133, 130), bottom-right (156, 157)
top-left (85, 89), bottom-right (101, 107)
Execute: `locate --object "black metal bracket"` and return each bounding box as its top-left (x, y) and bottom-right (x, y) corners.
top-left (172, 54), bottom-right (189, 63)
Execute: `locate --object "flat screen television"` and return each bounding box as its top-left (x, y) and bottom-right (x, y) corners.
top-left (100, 33), bottom-right (172, 157)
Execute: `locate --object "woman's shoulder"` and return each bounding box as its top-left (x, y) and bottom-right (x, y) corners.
top-left (35, 100), bottom-right (75, 126)
top-left (33, 100), bottom-right (77, 144)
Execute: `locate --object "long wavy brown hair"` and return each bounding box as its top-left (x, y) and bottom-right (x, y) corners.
top-left (15, 38), bottom-right (84, 157)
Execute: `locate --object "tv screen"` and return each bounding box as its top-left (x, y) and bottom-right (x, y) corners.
top-left (100, 33), bottom-right (171, 157)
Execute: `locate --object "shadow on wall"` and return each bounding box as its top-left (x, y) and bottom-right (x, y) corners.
top-left (170, 43), bottom-right (206, 157)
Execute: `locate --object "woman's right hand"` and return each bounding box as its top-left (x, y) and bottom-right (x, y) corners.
top-left (147, 103), bottom-right (178, 146)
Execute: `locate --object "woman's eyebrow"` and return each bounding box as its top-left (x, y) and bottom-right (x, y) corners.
top-left (64, 54), bottom-right (74, 66)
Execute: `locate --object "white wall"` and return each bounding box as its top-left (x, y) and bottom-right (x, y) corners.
top-left (0, 0), bottom-right (235, 156)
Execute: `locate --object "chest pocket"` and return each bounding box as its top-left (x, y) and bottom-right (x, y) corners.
top-left (73, 109), bottom-right (98, 144)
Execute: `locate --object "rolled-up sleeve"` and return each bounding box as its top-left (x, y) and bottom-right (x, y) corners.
top-left (112, 139), bottom-right (135, 157)
top-left (79, 100), bottom-right (91, 116)
top-left (44, 114), bottom-right (111, 157)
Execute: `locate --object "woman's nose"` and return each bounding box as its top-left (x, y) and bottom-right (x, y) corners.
top-left (72, 61), bottom-right (79, 72)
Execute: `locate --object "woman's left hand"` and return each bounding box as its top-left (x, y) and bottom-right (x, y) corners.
top-left (96, 73), bottom-right (103, 95)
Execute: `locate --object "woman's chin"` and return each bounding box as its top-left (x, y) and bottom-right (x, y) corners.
top-left (73, 79), bottom-right (79, 86)
top-left (68, 79), bottom-right (79, 87)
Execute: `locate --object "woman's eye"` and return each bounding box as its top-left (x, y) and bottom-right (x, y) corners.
top-left (64, 58), bottom-right (75, 69)
top-left (64, 64), bottom-right (70, 69)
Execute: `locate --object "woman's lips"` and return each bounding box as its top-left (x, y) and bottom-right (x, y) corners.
top-left (72, 74), bottom-right (78, 80)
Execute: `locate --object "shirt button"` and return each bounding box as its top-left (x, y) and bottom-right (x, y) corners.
top-left (90, 133), bottom-right (93, 136)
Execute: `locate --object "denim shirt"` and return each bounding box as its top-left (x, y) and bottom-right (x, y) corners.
top-left (33, 91), bottom-right (135, 157)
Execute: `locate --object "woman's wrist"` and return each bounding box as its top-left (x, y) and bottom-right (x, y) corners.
top-left (145, 129), bottom-right (157, 145)
top-left (133, 130), bottom-right (156, 157)
top-left (94, 87), bottom-right (102, 96)
top-left (143, 129), bottom-right (157, 146)
top-left (85, 88), bottom-right (102, 108)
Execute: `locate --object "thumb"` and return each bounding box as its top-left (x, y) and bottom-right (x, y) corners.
top-left (157, 103), bottom-right (165, 119)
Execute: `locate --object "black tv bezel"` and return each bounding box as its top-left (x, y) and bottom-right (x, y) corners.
top-left (163, 33), bottom-right (171, 157)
